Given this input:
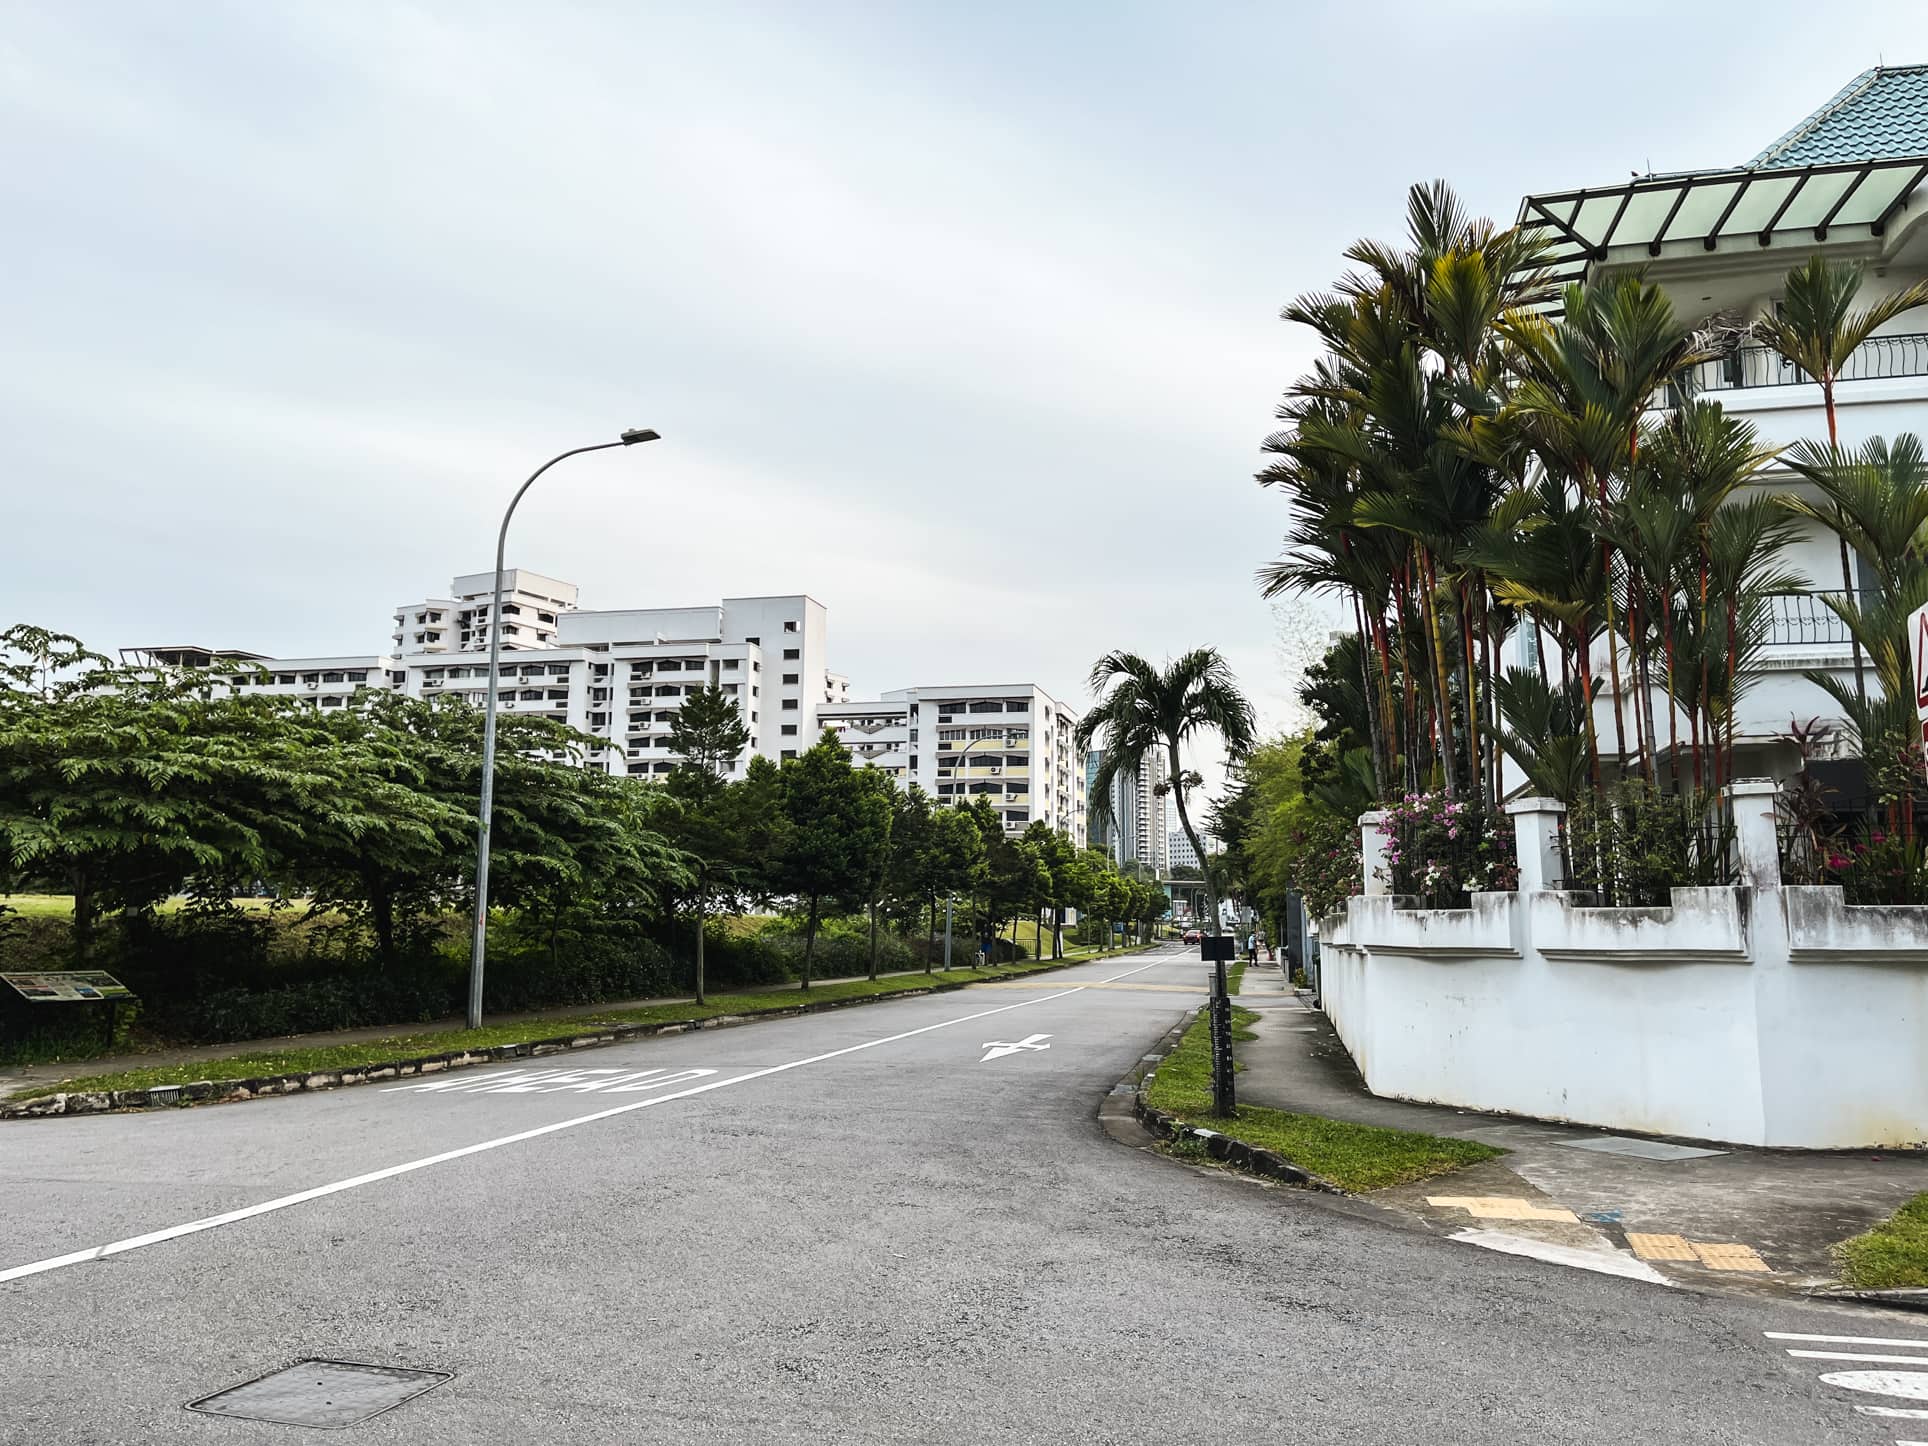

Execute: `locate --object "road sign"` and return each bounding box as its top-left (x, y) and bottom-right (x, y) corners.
top-left (1914, 602), bottom-right (1928, 771)
top-left (1199, 934), bottom-right (1235, 961)
top-left (980, 1033), bottom-right (1051, 1062)
top-left (2, 970), bottom-right (133, 1003)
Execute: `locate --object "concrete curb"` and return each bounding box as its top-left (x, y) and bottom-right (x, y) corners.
top-left (3, 948), bottom-right (1148, 1120)
top-left (1125, 1007), bottom-right (1345, 1195)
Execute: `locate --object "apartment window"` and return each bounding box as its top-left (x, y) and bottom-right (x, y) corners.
top-left (722, 683), bottom-right (739, 695)
top-left (627, 762), bottom-right (647, 775)
top-left (276, 673), bottom-right (295, 684)
top-left (722, 659), bottom-right (739, 670)
top-left (653, 762), bottom-right (674, 774)
top-left (752, 661), bottom-right (760, 672)
top-left (546, 689), bottom-right (568, 701)
top-left (782, 673), bottom-right (798, 685)
top-left (782, 648), bottom-right (799, 660)
top-left (967, 701), bottom-right (1002, 714)
top-left (781, 699), bottom-right (798, 711)
top-left (745, 635), bottom-right (759, 645)
top-left (751, 712), bottom-right (759, 724)
top-left (537, 612), bottom-right (555, 624)
top-left (752, 686), bottom-right (759, 697)
top-left (781, 749), bottom-right (797, 760)
top-left (658, 660), bottom-right (679, 671)
top-left (909, 755), bottom-right (918, 769)
top-left (783, 620), bottom-right (798, 633)
top-left (781, 724), bottom-right (798, 736)
top-left (502, 604), bottom-right (521, 616)
top-left (549, 665), bottom-right (569, 677)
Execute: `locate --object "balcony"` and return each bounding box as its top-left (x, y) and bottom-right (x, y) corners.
top-left (1668, 332), bottom-right (1928, 404)
top-left (1764, 590), bottom-right (1855, 649)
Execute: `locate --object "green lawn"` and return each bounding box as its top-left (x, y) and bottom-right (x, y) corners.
top-left (1145, 1007), bottom-right (1501, 1193)
top-left (9, 950), bottom-right (1145, 1102)
top-left (1835, 1192), bottom-right (1928, 1290)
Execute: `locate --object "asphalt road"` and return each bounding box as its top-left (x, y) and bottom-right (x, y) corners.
top-left (2, 943), bottom-right (1923, 1444)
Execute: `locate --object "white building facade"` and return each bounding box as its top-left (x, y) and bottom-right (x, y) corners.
top-left (161, 573), bottom-right (831, 780)
top-left (818, 683), bottom-right (1087, 844)
top-left (1514, 63), bottom-right (1928, 796)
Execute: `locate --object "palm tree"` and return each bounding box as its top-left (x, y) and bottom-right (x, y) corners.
top-left (1075, 648), bottom-right (1256, 942)
top-left (1753, 256), bottom-right (1928, 701)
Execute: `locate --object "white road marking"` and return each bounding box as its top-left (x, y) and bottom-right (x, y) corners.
top-left (385, 1067), bottom-right (718, 1096)
top-left (0, 956), bottom-right (1165, 1287)
top-left (1768, 1333), bottom-right (1928, 1349)
top-left (1859, 1407), bottom-right (1928, 1419)
top-left (979, 1033), bottom-right (1051, 1062)
top-left (1792, 1352), bottom-right (1928, 1366)
top-left (1447, 1228), bottom-right (1673, 1285)
top-left (1819, 1372), bottom-right (1928, 1401)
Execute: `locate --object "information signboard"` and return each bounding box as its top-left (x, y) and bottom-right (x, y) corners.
top-left (1199, 934), bottom-right (1236, 961)
top-left (1, 971), bottom-right (135, 1003)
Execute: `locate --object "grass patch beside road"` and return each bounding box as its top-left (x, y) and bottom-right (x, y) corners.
top-left (1145, 1007), bottom-right (1501, 1193)
top-left (1835, 1192), bottom-right (1928, 1290)
top-left (10, 952), bottom-right (1139, 1102)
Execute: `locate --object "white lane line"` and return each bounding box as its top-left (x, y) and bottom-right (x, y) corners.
top-left (1767, 1333), bottom-right (1928, 1349)
top-left (1820, 1371), bottom-right (1928, 1401)
top-left (1860, 1407), bottom-right (1928, 1419)
top-left (4, 970), bottom-right (1154, 1288)
top-left (1793, 1351), bottom-right (1928, 1366)
top-left (1447, 1228), bottom-right (1673, 1286)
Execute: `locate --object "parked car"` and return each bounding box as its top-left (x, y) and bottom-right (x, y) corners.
top-left (1182, 928), bottom-right (1202, 945)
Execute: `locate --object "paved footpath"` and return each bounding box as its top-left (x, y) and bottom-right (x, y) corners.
top-left (2, 944), bottom-right (1924, 1443)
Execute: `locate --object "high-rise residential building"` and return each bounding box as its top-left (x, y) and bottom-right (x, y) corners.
top-left (1109, 746), bottom-right (1169, 875)
top-left (1167, 828), bottom-right (1200, 871)
top-left (141, 572), bottom-right (831, 780)
top-left (1084, 750), bottom-right (1111, 854)
top-left (818, 683), bottom-right (1086, 843)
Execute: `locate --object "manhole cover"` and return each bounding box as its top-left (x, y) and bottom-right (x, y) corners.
top-left (186, 1359), bottom-right (451, 1429)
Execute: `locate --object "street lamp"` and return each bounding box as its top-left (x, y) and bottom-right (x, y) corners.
top-left (465, 428), bottom-right (660, 1029)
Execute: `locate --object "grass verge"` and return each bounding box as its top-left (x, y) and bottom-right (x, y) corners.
top-left (1144, 1006), bottom-right (1502, 1193)
top-left (10, 950), bottom-right (1140, 1102)
top-left (1834, 1192), bottom-right (1928, 1290)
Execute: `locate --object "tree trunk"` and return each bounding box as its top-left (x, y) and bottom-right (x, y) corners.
top-left (1419, 551), bottom-right (1460, 796)
top-left (867, 896), bottom-right (880, 981)
top-left (1168, 749), bottom-right (1221, 942)
top-left (71, 866), bottom-right (95, 966)
top-left (800, 901), bottom-right (818, 988)
top-left (926, 898), bottom-right (937, 974)
top-left (693, 885), bottom-right (707, 1006)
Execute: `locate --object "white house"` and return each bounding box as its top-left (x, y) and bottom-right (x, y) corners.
top-left (1514, 63), bottom-right (1928, 797)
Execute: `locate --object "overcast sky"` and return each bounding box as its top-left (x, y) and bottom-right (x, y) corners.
top-left (7, 2), bottom-right (1928, 786)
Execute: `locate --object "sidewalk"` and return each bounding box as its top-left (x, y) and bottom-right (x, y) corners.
top-left (1230, 964), bottom-right (1928, 1293)
top-left (0, 953), bottom-right (1109, 1103)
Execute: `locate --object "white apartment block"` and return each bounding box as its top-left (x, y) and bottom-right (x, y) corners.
top-left (818, 683), bottom-right (1086, 844)
top-left (137, 573), bottom-right (832, 780)
top-left (1110, 746), bottom-right (1169, 875)
top-left (391, 569), bottom-right (579, 655)
top-left (1168, 829), bottom-right (1200, 872)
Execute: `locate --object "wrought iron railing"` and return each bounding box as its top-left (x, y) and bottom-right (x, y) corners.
top-left (1764, 590), bottom-right (1857, 647)
top-left (1664, 332), bottom-right (1928, 404)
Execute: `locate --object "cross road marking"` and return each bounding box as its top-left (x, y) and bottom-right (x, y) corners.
top-left (980, 1033), bottom-right (1052, 1063)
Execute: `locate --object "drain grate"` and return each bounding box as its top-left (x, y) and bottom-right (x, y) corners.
top-left (186, 1359), bottom-right (451, 1429)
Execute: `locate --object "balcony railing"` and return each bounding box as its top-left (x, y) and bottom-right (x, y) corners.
top-left (1765, 590), bottom-right (1855, 647)
top-left (1668, 332), bottom-right (1928, 403)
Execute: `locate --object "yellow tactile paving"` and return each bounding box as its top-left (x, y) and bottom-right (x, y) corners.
top-left (1689, 1241), bottom-right (1771, 1272)
top-left (1425, 1196), bottom-right (1581, 1224)
top-left (1626, 1232), bottom-right (1698, 1262)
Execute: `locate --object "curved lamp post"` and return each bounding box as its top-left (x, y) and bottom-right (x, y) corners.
top-left (466, 427), bottom-right (660, 1029)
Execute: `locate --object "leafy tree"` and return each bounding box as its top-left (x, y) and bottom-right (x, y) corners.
top-left (772, 734), bottom-right (891, 986)
top-left (663, 687), bottom-right (755, 1002)
top-left (665, 685), bottom-right (753, 788)
top-left (916, 804), bottom-right (984, 969)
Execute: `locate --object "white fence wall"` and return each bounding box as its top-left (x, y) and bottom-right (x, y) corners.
top-left (1317, 783), bottom-right (1928, 1149)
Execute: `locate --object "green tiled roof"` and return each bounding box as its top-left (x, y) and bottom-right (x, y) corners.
top-left (1751, 64), bottom-right (1928, 168)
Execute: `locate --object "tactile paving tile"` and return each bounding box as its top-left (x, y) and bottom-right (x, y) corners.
top-left (1689, 1241), bottom-right (1771, 1272)
top-left (1626, 1232), bottom-right (1697, 1262)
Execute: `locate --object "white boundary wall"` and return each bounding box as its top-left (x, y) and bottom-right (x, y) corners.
top-left (1317, 783), bottom-right (1928, 1148)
